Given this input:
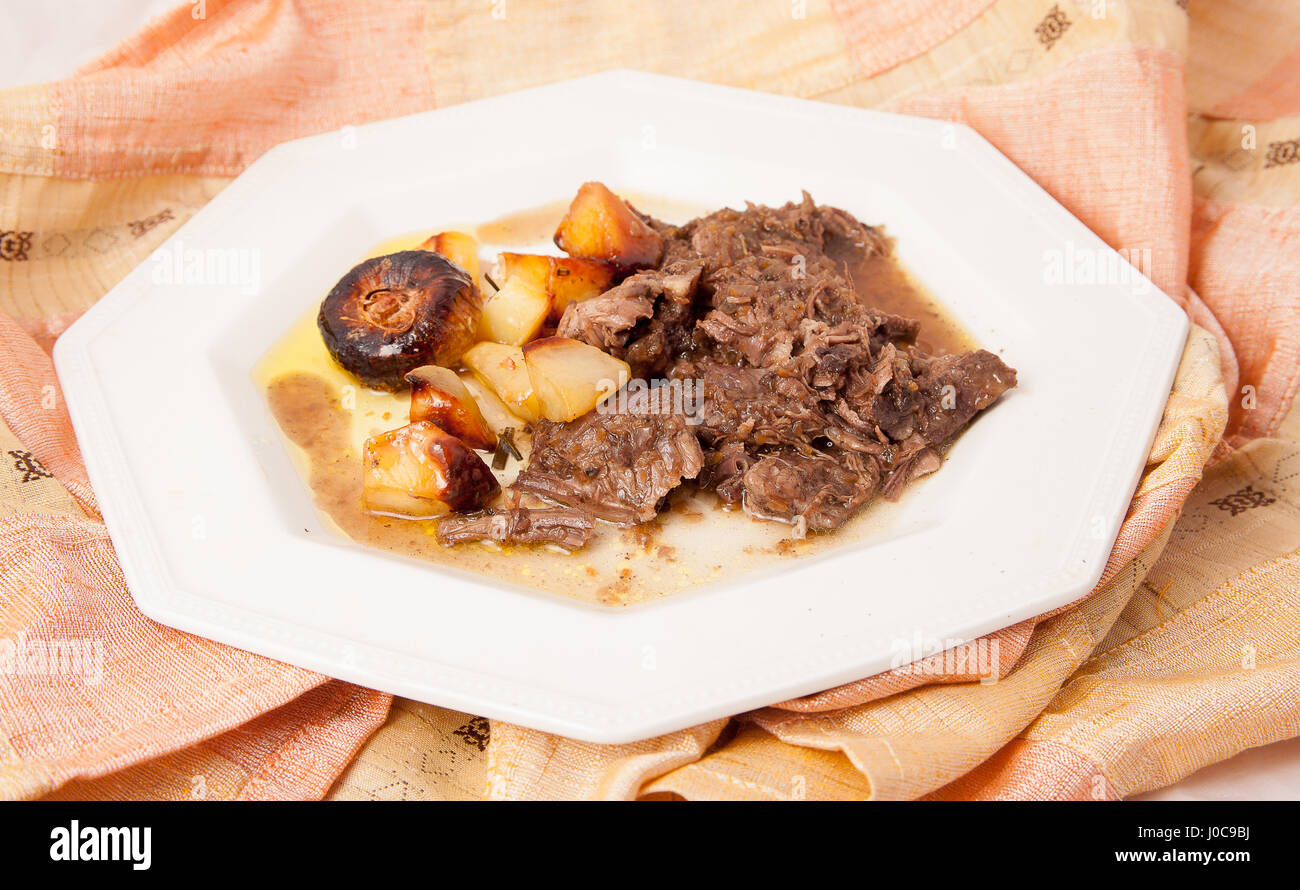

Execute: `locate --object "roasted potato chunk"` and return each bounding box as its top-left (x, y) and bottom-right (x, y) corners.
top-left (420, 231), bottom-right (482, 283)
top-left (362, 421), bottom-right (499, 519)
top-left (462, 341), bottom-right (543, 424)
top-left (477, 276), bottom-right (551, 346)
top-left (553, 182), bottom-right (663, 268)
top-left (405, 365), bottom-right (495, 451)
top-left (495, 253), bottom-right (618, 321)
top-left (522, 336), bottom-right (631, 422)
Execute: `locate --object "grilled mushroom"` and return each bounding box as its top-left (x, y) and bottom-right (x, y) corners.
top-left (318, 250), bottom-right (481, 390)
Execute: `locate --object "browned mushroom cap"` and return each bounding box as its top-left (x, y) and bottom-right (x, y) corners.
top-left (318, 250), bottom-right (481, 390)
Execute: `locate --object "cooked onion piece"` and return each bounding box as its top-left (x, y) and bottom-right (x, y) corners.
top-left (362, 420), bottom-right (499, 519)
top-left (554, 182), bottom-right (663, 268)
top-left (462, 341), bottom-right (543, 423)
top-left (318, 250), bottom-right (481, 390)
top-left (420, 231), bottom-right (482, 283)
top-left (494, 252), bottom-right (618, 322)
top-left (457, 371), bottom-right (527, 436)
top-left (522, 336), bottom-right (631, 422)
top-left (405, 365), bottom-right (495, 451)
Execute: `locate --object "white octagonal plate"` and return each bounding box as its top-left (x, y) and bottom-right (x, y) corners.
top-left (54, 71), bottom-right (1187, 743)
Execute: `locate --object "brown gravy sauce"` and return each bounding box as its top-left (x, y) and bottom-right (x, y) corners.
top-left (260, 198), bottom-right (975, 606)
top-left (845, 250), bottom-right (975, 356)
top-left (267, 373), bottom-right (541, 586)
top-left (265, 369), bottom-right (848, 605)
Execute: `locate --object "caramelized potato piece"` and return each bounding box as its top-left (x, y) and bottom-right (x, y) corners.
top-left (478, 277), bottom-right (551, 346)
top-left (553, 182), bottom-right (663, 268)
top-left (493, 252), bottom-right (551, 290)
top-left (405, 365), bottom-right (495, 451)
top-left (495, 253), bottom-right (618, 321)
top-left (420, 231), bottom-right (482, 283)
top-left (548, 258), bottom-right (618, 318)
top-left (362, 421), bottom-right (499, 519)
top-left (462, 341), bottom-right (543, 424)
top-left (522, 336), bottom-right (631, 422)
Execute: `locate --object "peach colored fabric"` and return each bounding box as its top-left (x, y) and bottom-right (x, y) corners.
top-left (771, 619), bottom-right (1036, 712)
top-left (930, 432), bottom-right (1300, 799)
top-left (0, 0), bottom-right (1295, 800)
top-left (928, 738), bottom-right (1122, 801)
top-left (1188, 0), bottom-right (1300, 119)
top-left (0, 313), bottom-right (97, 511)
top-left (829, 0), bottom-right (997, 79)
top-left (1183, 0), bottom-right (1300, 445)
top-left (44, 681), bottom-right (389, 800)
top-left (0, 311), bottom-right (390, 800)
top-left (55, 0), bottom-right (437, 179)
top-left (1206, 46), bottom-right (1300, 121)
top-left (1191, 200), bottom-right (1300, 446)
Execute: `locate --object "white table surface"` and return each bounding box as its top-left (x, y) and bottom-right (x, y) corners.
top-left (8, 0), bottom-right (1294, 802)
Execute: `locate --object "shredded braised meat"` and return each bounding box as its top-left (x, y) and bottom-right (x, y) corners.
top-left (513, 409), bottom-right (704, 525)
top-left (520, 193), bottom-right (1017, 537)
top-left (436, 506), bottom-right (594, 550)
